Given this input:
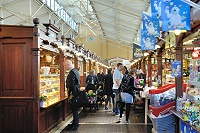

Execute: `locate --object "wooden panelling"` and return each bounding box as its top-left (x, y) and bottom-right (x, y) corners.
top-left (80, 76), bottom-right (85, 87)
top-left (40, 101), bottom-right (66, 133)
top-left (0, 26), bottom-right (34, 38)
top-left (47, 106), bottom-right (58, 129)
top-left (0, 39), bottom-right (32, 97)
top-left (1, 100), bottom-right (32, 133)
top-left (40, 109), bottom-right (47, 133)
top-left (65, 100), bottom-right (71, 118)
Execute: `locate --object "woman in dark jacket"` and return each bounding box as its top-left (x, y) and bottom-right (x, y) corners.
top-left (118, 69), bottom-right (143, 124)
top-left (103, 68), bottom-right (114, 110)
top-left (85, 69), bottom-right (99, 86)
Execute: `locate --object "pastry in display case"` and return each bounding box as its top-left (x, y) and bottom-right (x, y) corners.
top-left (40, 74), bottom-right (60, 107)
top-left (39, 51), bottom-right (61, 107)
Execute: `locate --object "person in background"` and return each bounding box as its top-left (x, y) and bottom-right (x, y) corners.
top-left (85, 69), bottom-right (99, 87)
top-left (118, 69), bottom-right (143, 124)
top-left (63, 59), bottom-right (80, 131)
top-left (103, 68), bottom-right (114, 110)
top-left (113, 63), bottom-right (123, 116)
top-left (122, 66), bottom-right (129, 75)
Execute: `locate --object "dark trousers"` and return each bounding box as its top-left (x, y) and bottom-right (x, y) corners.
top-left (71, 107), bottom-right (79, 128)
top-left (120, 102), bottom-right (131, 121)
top-left (105, 95), bottom-right (114, 109)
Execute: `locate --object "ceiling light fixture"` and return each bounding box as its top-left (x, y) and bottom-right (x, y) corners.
top-left (170, 30), bottom-right (187, 36)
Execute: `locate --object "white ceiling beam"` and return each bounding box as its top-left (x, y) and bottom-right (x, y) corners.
top-left (1, 0), bottom-right (24, 7)
top-left (100, 21), bottom-right (138, 32)
top-left (3, 7), bottom-right (28, 21)
top-left (89, 0), bottom-right (105, 36)
top-left (31, 1), bottom-right (45, 18)
top-left (95, 11), bottom-right (138, 27)
top-left (90, 0), bottom-right (143, 19)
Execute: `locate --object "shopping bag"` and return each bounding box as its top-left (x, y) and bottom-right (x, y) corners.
top-left (69, 90), bottom-right (89, 109)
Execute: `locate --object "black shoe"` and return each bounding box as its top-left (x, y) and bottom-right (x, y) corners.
top-left (70, 127), bottom-right (78, 131)
top-left (105, 107), bottom-right (108, 110)
top-left (65, 124), bottom-right (73, 130)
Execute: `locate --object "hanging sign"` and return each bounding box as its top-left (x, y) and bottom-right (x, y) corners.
top-left (142, 12), bottom-right (160, 36)
top-left (133, 43), bottom-right (143, 60)
top-left (172, 60), bottom-right (181, 77)
top-left (192, 50), bottom-right (200, 59)
top-left (140, 29), bottom-right (156, 51)
top-left (161, 0), bottom-right (191, 31)
top-left (150, 0), bottom-right (162, 20)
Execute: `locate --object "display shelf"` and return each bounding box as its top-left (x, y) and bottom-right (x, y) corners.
top-left (40, 72), bottom-right (61, 108)
top-left (188, 81), bottom-right (200, 87)
top-left (40, 97), bottom-right (68, 109)
top-left (40, 74), bottom-right (60, 77)
top-left (170, 109), bottom-right (200, 132)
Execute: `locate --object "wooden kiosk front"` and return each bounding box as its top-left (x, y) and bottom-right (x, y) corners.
top-left (0, 19), bottom-right (71, 133)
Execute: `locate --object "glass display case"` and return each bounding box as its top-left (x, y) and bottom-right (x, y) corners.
top-left (40, 74), bottom-right (60, 107)
top-left (39, 50), bottom-right (61, 107)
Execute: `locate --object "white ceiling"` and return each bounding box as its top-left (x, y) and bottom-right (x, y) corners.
top-left (58, 0), bottom-right (150, 46)
top-left (0, 0), bottom-right (150, 47)
top-left (0, 0), bottom-right (199, 49)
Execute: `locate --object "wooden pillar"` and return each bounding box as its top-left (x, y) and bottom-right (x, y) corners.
top-left (175, 34), bottom-right (184, 97)
top-left (142, 59), bottom-right (146, 74)
top-left (148, 55), bottom-right (152, 87)
top-left (60, 52), bottom-right (65, 99)
top-left (74, 55), bottom-right (78, 69)
top-left (138, 60), bottom-right (141, 69)
top-left (83, 59), bottom-right (87, 85)
top-left (92, 62), bottom-right (95, 69)
top-left (157, 48), bottom-right (162, 87)
top-left (136, 62), bottom-right (138, 69)
top-left (89, 60), bottom-right (92, 70)
top-left (32, 20), bottom-right (40, 133)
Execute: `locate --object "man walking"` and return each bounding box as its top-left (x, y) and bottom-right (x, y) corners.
top-left (113, 63), bottom-right (123, 116)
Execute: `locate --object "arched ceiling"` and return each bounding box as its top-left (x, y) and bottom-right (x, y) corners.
top-left (0, 0), bottom-right (199, 48)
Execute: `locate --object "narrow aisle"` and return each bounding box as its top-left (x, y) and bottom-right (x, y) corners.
top-left (59, 104), bottom-right (153, 133)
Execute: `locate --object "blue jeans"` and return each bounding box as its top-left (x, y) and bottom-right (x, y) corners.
top-left (113, 89), bottom-right (120, 114)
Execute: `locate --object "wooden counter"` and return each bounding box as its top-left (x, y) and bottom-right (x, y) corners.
top-left (40, 98), bottom-right (71, 133)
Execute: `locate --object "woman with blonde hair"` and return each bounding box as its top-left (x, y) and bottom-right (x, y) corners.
top-left (85, 69), bottom-right (99, 86)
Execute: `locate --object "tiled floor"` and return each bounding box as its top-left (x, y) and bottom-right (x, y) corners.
top-left (52, 104), bottom-right (153, 133)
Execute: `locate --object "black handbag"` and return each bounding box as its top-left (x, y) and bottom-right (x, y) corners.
top-left (70, 90), bottom-right (89, 109)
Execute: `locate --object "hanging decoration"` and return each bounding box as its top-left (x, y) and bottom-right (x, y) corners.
top-left (140, 29), bottom-right (156, 51)
top-left (150, 0), bottom-right (162, 20)
top-left (142, 12), bottom-right (160, 37)
top-left (161, 0), bottom-right (191, 31)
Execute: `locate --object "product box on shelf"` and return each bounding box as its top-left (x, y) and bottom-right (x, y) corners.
top-left (149, 84), bottom-right (176, 117)
top-left (180, 120), bottom-right (199, 133)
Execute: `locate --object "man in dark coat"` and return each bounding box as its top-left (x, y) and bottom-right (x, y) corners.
top-left (103, 68), bottom-right (114, 110)
top-left (63, 59), bottom-right (80, 131)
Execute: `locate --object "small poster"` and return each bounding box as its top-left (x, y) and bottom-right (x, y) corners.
top-left (172, 60), bottom-right (181, 77)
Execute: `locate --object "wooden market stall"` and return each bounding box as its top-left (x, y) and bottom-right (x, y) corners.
top-left (0, 18), bottom-right (74, 133)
